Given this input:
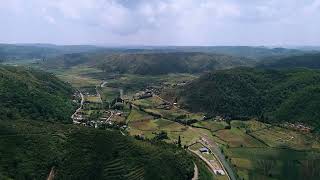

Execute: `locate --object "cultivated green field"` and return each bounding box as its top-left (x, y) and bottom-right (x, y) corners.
top-left (50, 65), bottom-right (102, 87)
top-left (192, 121), bottom-right (229, 132)
top-left (98, 87), bottom-right (120, 103)
top-left (214, 120), bottom-right (320, 180)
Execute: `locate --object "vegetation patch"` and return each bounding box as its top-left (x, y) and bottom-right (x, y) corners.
top-left (179, 68), bottom-right (320, 129)
top-left (0, 120), bottom-right (194, 180)
top-left (0, 65), bottom-right (75, 123)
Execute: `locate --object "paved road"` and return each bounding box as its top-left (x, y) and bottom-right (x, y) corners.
top-left (200, 134), bottom-right (237, 180)
top-left (189, 149), bottom-right (218, 179)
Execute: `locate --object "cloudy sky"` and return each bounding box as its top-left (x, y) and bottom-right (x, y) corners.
top-left (1, 0), bottom-right (320, 46)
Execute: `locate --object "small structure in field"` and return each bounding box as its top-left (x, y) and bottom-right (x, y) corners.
top-left (214, 169), bottom-right (225, 176)
top-left (199, 147), bottom-right (209, 153)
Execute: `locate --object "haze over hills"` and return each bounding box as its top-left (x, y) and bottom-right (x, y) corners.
top-left (258, 53), bottom-right (320, 70)
top-left (0, 44), bottom-right (105, 61)
top-left (1, 43), bottom-right (315, 62)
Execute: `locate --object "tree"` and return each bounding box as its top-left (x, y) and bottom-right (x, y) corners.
top-left (153, 131), bottom-right (169, 141)
top-left (178, 136), bottom-right (182, 147)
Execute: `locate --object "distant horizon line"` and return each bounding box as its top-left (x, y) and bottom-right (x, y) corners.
top-left (1, 43), bottom-right (320, 48)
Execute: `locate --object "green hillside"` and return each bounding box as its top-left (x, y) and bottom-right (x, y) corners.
top-left (165, 46), bottom-right (305, 59)
top-left (44, 52), bottom-right (255, 75)
top-left (0, 65), bottom-right (75, 122)
top-left (178, 68), bottom-right (320, 128)
top-left (0, 65), bottom-right (194, 180)
top-left (258, 53), bottom-right (320, 69)
top-left (0, 120), bottom-right (193, 180)
top-left (0, 44), bottom-right (104, 61)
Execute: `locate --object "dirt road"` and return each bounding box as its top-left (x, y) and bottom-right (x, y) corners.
top-left (47, 167), bottom-right (55, 180)
top-left (192, 163), bottom-right (199, 180)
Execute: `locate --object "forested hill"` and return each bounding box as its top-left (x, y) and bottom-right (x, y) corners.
top-left (0, 65), bottom-right (75, 122)
top-left (162, 46), bottom-right (306, 59)
top-left (258, 53), bottom-right (320, 69)
top-left (178, 68), bottom-right (320, 128)
top-left (0, 65), bottom-right (194, 180)
top-left (0, 44), bottom-right (104, 61)
top-left (0, 120), bottom-right (193, 180)
top-left (43, 52), bottom-right (255, 75)
top-left (98, 53), bottom-right (256, 75)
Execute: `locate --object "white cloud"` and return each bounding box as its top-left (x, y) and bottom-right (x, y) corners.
top-left (0, 0), bottom-right (319, 45)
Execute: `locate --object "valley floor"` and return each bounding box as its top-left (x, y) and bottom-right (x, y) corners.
top-left (51, 65), bottom-right (320, 180)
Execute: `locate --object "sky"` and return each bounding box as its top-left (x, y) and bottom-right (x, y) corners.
top-left (0, 0), bottom-right (320, 46)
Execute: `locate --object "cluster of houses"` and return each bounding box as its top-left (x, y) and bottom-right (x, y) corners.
top-left (73, 110), bottom-right (126, 129)
top-left (162, 81), bottom-right (187, 88)
top-left (133, 89), bottom-right (153, 100)
top-left (284, 122), bottom-right (312, 133)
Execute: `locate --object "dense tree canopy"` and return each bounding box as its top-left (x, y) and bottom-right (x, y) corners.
top-left (0, 120), bottom-right (194, 180)
top-left (0, 65), bottom-right (75, 123)
top-left (179, 68), bottom-right (320, 127)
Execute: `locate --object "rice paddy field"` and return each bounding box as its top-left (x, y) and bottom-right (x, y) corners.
top-left (250, 126), bottom-right (320, 150)
top-left (215, 129), bottom-right (266, 148)
top-left (98, 87), bottom-right (120, 103)
top-left (85, 96), bottom-right (102, 103)
top-left (126, 108), bottom-right (155, 123)
top-left (213, 120), bottom-right (320, 180)
top-left (192, 121), bottom-right (229, 132)
top-left (51, 65), bottom-right (102, 87)
top-left (132, 97), bottom-right (163, 108)
top-left (128, 95), bottom-right (320, 180)
top-left (128, 115), bottom-right (210, 145)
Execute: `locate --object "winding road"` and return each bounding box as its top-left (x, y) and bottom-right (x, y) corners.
top-left (71, 90), bottom-right (84, 120)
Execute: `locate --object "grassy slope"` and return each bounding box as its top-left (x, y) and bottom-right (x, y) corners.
top-left (0, 65), bottom-right (75, 123)
top-left (179, 68), bottom-right (320, 128)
